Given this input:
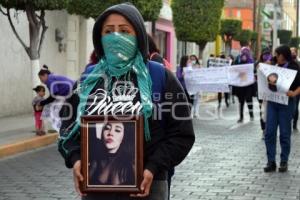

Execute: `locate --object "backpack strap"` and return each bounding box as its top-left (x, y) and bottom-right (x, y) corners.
top-left (150, 52), bottom-right (159, 60)
top-left (147, 61), bottom-right (166, 104)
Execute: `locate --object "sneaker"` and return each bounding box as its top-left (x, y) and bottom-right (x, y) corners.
top-left (278, 162), bottom-right (288, 172)
top-left (264, 162), bottom-right (276, 173)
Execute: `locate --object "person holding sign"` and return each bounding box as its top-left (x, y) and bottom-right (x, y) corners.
top-left (176, 55), bottom-right (193, 104)
top-left (255, 48), bottom-right (273, 139)
top-left (58, 3), bottom-right (195, 199)
top-left (291, 47), bottom-right (300, 131)
top-left (233, 47), bottom-right (255, 123)
top-left (217, 55), bottom-right (230, 109)
top-left (190, 55), bottom-right (202, 117)
top-left (264, 45), bottom-right (300, 173)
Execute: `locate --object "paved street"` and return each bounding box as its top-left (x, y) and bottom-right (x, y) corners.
top-left (1, 100), bottom-right (300, 200)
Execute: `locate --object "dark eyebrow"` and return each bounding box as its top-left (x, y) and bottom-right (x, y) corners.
top-left (119, 24), bottom-right (130, 27)
top-left (102, 25), bottom-right (114, 28)
top-left (103, 24), bottom-right (130, 27)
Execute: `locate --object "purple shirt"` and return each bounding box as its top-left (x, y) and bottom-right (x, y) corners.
top-left (45, 74), bottom-right (75, 96)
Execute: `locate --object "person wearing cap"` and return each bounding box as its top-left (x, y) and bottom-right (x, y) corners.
top-left (58, 3), bottom-right (195, 200)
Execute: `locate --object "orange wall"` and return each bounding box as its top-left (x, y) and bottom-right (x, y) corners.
top-left (224, 8), bottom-right (254, 50)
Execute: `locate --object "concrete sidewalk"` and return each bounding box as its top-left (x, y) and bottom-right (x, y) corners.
top-left (0, 114), bottom-right (35, 146)
top-left (0, 114), bottom-right (58, 158)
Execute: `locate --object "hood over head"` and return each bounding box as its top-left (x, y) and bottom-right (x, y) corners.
top-left (92, 3), bottom-right (148, 63)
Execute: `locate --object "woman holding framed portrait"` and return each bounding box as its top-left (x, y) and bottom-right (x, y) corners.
top-left (58, 3), bottom-right (195, 200)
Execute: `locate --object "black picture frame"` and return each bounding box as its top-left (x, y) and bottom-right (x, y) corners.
top-left (80, 115), bottom-right (144, 193)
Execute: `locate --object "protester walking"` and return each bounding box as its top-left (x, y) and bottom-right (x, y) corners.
top-left (32, 85), bottom-right (46, 136)
top-left (264, 45), bottom-right (300, 173)
top-left (255, 48), bottom-right (273, 139)
top-left (218, 54), bottom-right (230, 109)
top-left (291, 47), bottom-right (300, 131)
top-left (148, 34), bottom-right (172, 69)
top-left (58, 3), bottom-right (195, 200)
top-left (190, 55), bottom-right (201, 117)
top-left (233, 47), bottom-right (255, 123)
top-left (176, 55), bottom-right (193, 105)
top-left (227, 55), bottom-right (235, 104)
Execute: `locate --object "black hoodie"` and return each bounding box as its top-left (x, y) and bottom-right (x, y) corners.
top-left (93, 3), bottom-right (148, 62)
top-left (58, 3), bottom-right (195, 180)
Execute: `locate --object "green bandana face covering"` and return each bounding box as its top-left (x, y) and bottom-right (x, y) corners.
top-left (59, 32), bottom-right (153, 155)
top-left (102, 32), bottom-right (137, 70)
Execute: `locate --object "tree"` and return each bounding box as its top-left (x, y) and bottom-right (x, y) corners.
top-left (67, 0), bottom-right (162, 21)
top-left (0, 0), bottom-right (69, 87)
top-left (171, 0), bottom-right (224, 58)
top-left (277, 29), bottom-right (292, 45)
top-left (289, 37), bottom-right (300, 49)
top-left (234, 29), bottom-right (252, 47)
top-left (220, 19), bottom-right (242, 55)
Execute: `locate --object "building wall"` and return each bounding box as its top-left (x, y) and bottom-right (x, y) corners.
top-left (282, 0), bottom-right (297, 36)
top-left (0, 10), bottom-right (69, 117)
top-left (224, 2), bottom-right (254, 51)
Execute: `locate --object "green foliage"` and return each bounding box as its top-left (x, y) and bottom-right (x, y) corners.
top-left (0, 0), bottom-right (69, 10)
top-left (234, 29), bottom-right (252, 46)
top-left (251, 31), bottom-right (258, 41)
top-left (277, 29), bottom-right (293, 45)
top-left (289, 37), bottom-right (300, 49)
top-left (220, 19), bottom-right (242, 41)
top-left (67, 0), bottom-right (162, 21)
top-left (171, 0), bottom-right (224, 43)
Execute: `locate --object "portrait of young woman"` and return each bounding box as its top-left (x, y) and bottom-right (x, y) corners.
top-left (87, 122), bottom-right (135, 186)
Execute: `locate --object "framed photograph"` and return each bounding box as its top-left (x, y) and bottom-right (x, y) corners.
top-left (80, 115), bottom-right (144, 193)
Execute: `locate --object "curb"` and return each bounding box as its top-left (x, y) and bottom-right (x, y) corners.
top-left (0, 133), bottom-right (58, 159)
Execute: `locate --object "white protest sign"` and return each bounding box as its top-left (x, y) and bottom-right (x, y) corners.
top-left (208, 58), bottom-right (231, 68)
top-left (41, 99), bottom-right (65, 131)
top-left (184, 67), bottom-right (230, 94)
top-left (228, 64), bottom-right (255, 87)
top-left (257, 63), bottom-right (297, 105)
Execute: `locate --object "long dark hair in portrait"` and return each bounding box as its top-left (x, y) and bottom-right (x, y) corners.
top-left (88, 122), bottom-right (135, 185)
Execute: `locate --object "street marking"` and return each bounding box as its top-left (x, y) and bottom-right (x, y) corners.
top-left (228, 121), bottom-right (251, 130)
top-left (189, 146), bottom-right (202, 155)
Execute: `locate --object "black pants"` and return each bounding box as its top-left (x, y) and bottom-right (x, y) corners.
top-left (237, 94), bottom-right (253, 120)
top-left (258, 99), bottom-right (266, 131)
top-left (218, 93), bottom-right (229, 106)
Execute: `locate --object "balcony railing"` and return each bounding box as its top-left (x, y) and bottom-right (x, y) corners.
top-left (225, 0), bottom-right (254, 8)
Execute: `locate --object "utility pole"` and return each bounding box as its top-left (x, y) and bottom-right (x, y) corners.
top-left (256, 0), bottom-right (262, 59)
top-left (297, 0), bottom-right (299, 37)
top-left (253, 0), bottom-right (257, 31)
top-left (272, 1), bottom-right (278, 52)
